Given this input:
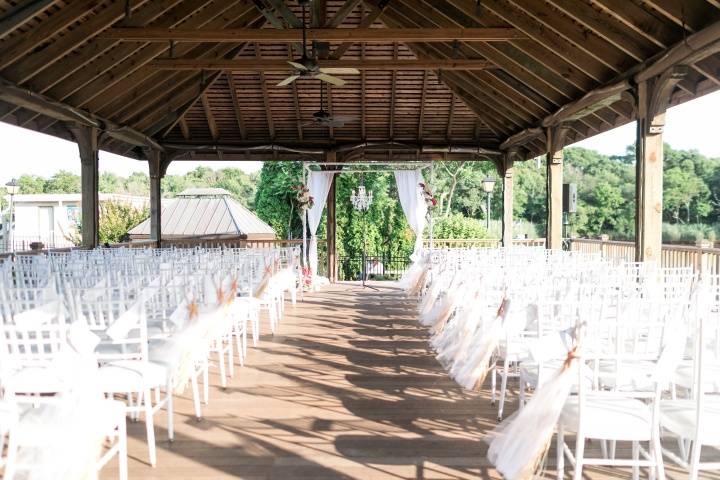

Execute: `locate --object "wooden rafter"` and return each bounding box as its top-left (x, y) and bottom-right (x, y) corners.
top-left (201, 94), bottom-right (219, 140)
top-left (0, 0), bottom-right (97, 70)
top-left (178, 117), bottom-right (190, 140)
top-left (389, 42), bottom-right (397, 140)
top-left (418, 70), bottom-right (428, 141)
top-left (360, 42), bottom-right (366, 141)
top-left (330, 4), bottom-right (386, 59)
top-left (446, 94), bottom-right (455, 141)
top-left (149, 58), bottom-right (494, 70)
top-left (226, 72), bottom-right (247, 140)
top-left (103, 27), bottom-right (526, 42)
top-left (326, 0), bottom-right (362, 28)
top-left (0, 0), bottom-right (60, 40)
top-left (5, 0), bottom-right (152, 85)
top-left (256, 43), bottom-right (275, 140)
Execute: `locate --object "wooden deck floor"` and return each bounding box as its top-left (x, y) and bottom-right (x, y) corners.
top-left (106, 282), bottom-right (719, 480)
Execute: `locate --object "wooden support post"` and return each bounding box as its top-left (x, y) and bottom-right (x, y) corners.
top-left (545, 127), bottom-right (568, 250)
top-left (148, 150), bottom-right (170, 248)
top-left (635, 68), bottom-right (686, 262)
top-left (326, 151), bottom-right (337, 282)
top-left (70, 125), bottom-right (99, 248)
top-left (500, 151), bottom-right (514, 248)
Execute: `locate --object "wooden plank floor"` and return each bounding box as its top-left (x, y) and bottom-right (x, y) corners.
top-left (105, 282), bottom-right (720, 479)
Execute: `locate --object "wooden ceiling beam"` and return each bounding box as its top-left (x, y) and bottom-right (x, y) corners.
top-left (642, 0), bottom-right (714, 32)
top-left (389, 42), bottom-right (397, 140)
top-left (3, 0), bottom-right (152, 85)
top-left (102, 6), bottom-right (261, 126)
top-left (18, 0), bottom-right (185, 98)
top-left (382, 0), bottom-right (570, 106)
top-left (226, 72), bottom-right (247, 140)
top-left (201, 94), bottom-right (219, 140)
top-left (149, 58), bottom-right (494, 70)
top-left (447, 0), bottom-right (610, 82)
top-left (330, 4), bottom-right (386, 59)
top-left (446, 94), bottom-right (455, 142)
top-left (179, 117), bottom-right (190, 140)
top-left (103, 26), bottom-right (527, 42)
top-left (0, 78), bottom-right (162, 151)
top-left (418, 70), bottom-right (428, 141)
top-left (326, 0), bottom-right (363, 27)
top-left (360, 42), bottom-right (366, 141)
top-left (503, 0), bottom-right (635, 73)
top-left (0, 0), bottom-right (59, 41)
top-left (542, 0), bottom-right (656, 61)
top-left (256, 43), bottom-right (275, 141)
top-left (35, 1), bottom-right (252, 135)
top-left (0, 0), bottom-right (96, 70)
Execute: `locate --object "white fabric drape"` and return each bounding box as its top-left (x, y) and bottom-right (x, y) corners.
top-left (307, 171), bottom-right (335, 276)
top-left (394, 170), bottom-right (428, 262)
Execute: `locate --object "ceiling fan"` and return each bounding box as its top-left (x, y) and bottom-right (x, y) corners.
top-left (276, 0), bottom-right (359, 87)
top-left (304, 82), bottom-right (357, 128)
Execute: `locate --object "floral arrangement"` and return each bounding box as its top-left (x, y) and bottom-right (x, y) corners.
top-left (302, 265), bottom-right (313, 288)
top-left (292, 184), bottom-right (314, 211)
top-left (419, 182), bottom-right (437, 208)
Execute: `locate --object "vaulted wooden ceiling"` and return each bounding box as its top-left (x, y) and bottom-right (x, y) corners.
top-left (0, 0), bottom-right (719, 163)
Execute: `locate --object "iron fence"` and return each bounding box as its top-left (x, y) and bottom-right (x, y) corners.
top-left (338, 254), bottom-right (412, 281)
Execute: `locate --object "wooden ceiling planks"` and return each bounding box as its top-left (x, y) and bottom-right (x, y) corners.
top-left (0, 0), bottom-right (718, 161)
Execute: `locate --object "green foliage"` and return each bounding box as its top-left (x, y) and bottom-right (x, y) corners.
top-left (253, 162), bottom-right (304, 239)
top-left (432, 213), bottom-right (488, 239)
top-left (17, 174), bottom-right (45, 194)
top-left (162, 166), bottom-right (257, 207)
top-left (98, 200), bottom-right (149, 244)
top-left (44, 170), bottom-right (81, 193)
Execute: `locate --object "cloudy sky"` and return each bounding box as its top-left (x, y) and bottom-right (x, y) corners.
top-left (1, 89), bottom-right (718, 186)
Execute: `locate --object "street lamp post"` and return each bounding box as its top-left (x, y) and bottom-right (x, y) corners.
top-left (482, 176), bottom-right (496, 231)
top-left (5, 178), bottom-right (19, 253)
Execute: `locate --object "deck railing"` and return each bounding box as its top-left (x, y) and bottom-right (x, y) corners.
top-left (568, 238), bottom-right (720, 275)
top-left (423, 238), bottom-right (546, 249)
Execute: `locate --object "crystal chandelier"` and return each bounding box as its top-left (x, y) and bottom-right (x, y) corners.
top-left (350, 180), bottom-right (373, 212)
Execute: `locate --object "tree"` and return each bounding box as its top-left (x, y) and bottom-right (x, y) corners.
top-left (44, 170), bottom-right (81, 193)
top-left (17, 174), bottom-right (45, 194)
top-left (98, 200), bottom-right (149, 244)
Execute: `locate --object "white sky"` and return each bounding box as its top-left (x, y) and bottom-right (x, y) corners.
top-left (0, 90), bottom-right (719, 185)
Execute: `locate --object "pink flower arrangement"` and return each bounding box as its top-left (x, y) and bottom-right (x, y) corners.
top-left (419, 182), bottom-right (437, 208)
top-left (292, 184), bottom-right (314, 211)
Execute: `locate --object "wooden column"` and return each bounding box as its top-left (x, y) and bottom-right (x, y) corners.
top-left (500, 152), bottom-right (514, 248)
top-left (545, 127), bottom-right (567, 250)
top-left (326, 151), bottom-right (337, 282)
top-left (71, 125), bottom-right (99, 248)
top-left (634, 67), bottom-right (686, 262)
top-left (148, 150), bottom-right (169, 248)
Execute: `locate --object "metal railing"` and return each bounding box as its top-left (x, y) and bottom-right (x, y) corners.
top-left (423, 238), bottom-right (546, 249)
top-left (338, 254), bottom-right (412, 281)
top-left (567, 238), bottom-right (720, 275)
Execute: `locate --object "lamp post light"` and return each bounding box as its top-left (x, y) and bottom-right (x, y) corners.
top-left (5, 178), bottom-right (19, 253)
top-left (482, 176), bottom-right (496, 231)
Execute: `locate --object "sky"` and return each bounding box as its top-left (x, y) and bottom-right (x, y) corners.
top-left (1, 90), bottom-right (719, 186)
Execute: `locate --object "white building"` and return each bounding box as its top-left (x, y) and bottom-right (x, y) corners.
top-left (1, 193), bottom-right (148, 251)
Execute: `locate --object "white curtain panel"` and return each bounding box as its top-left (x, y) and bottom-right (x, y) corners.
top-left (394, 170), bottom-right (428, 262)
top-left (307, 171), bottom-right (335, 275)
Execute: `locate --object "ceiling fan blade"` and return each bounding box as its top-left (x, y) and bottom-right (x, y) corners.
top-left (288, 61), bottom-right (308, 71)
top-left (276, 75), bottom-right (300, 86)
top-left (315, 73), bottom-right (346, 86)
top-left (319, 67), bottom-right (360, 75)
top-left (327, 120), bottom-right (347, 127)
top-left (301, 120), bottom-right (317, 127)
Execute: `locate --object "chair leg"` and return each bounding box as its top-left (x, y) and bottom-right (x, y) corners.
top-left (491, 368), bottom-right (497, 405)
top-left (556, 425), bottom-right (565, 480)
top-left (4, 430), bottom-right (17, 480)
top-left (573, 434), bottom-right (585, 480)
top-left (166, 379), bottom-right (174, 442)
top-left (498, 357), bottom-right (510, 421)
top-left (203, 359), bottom-right (209, 404)
top-left (688, 439), bottom-right (702, 480)
top-left (217, 343), bottom-right (227, 389)
top-left (118, 413), bottom-right (128, 480)
top-left (143, 388), bottom-right (157, 467)
top-left (235, 326), bottom-right (244, 367)
top-left (632, 441), bottom-right (640, 480)
top-left (190, 373), bottom-right (202, 420)
top-left (652, 434), bottom-right (665, 480)
top-left (227, 337), bottom-right (234, 378)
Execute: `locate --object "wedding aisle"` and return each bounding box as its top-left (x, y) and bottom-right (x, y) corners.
top-left (105, 281), bottom-right (494, 479)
